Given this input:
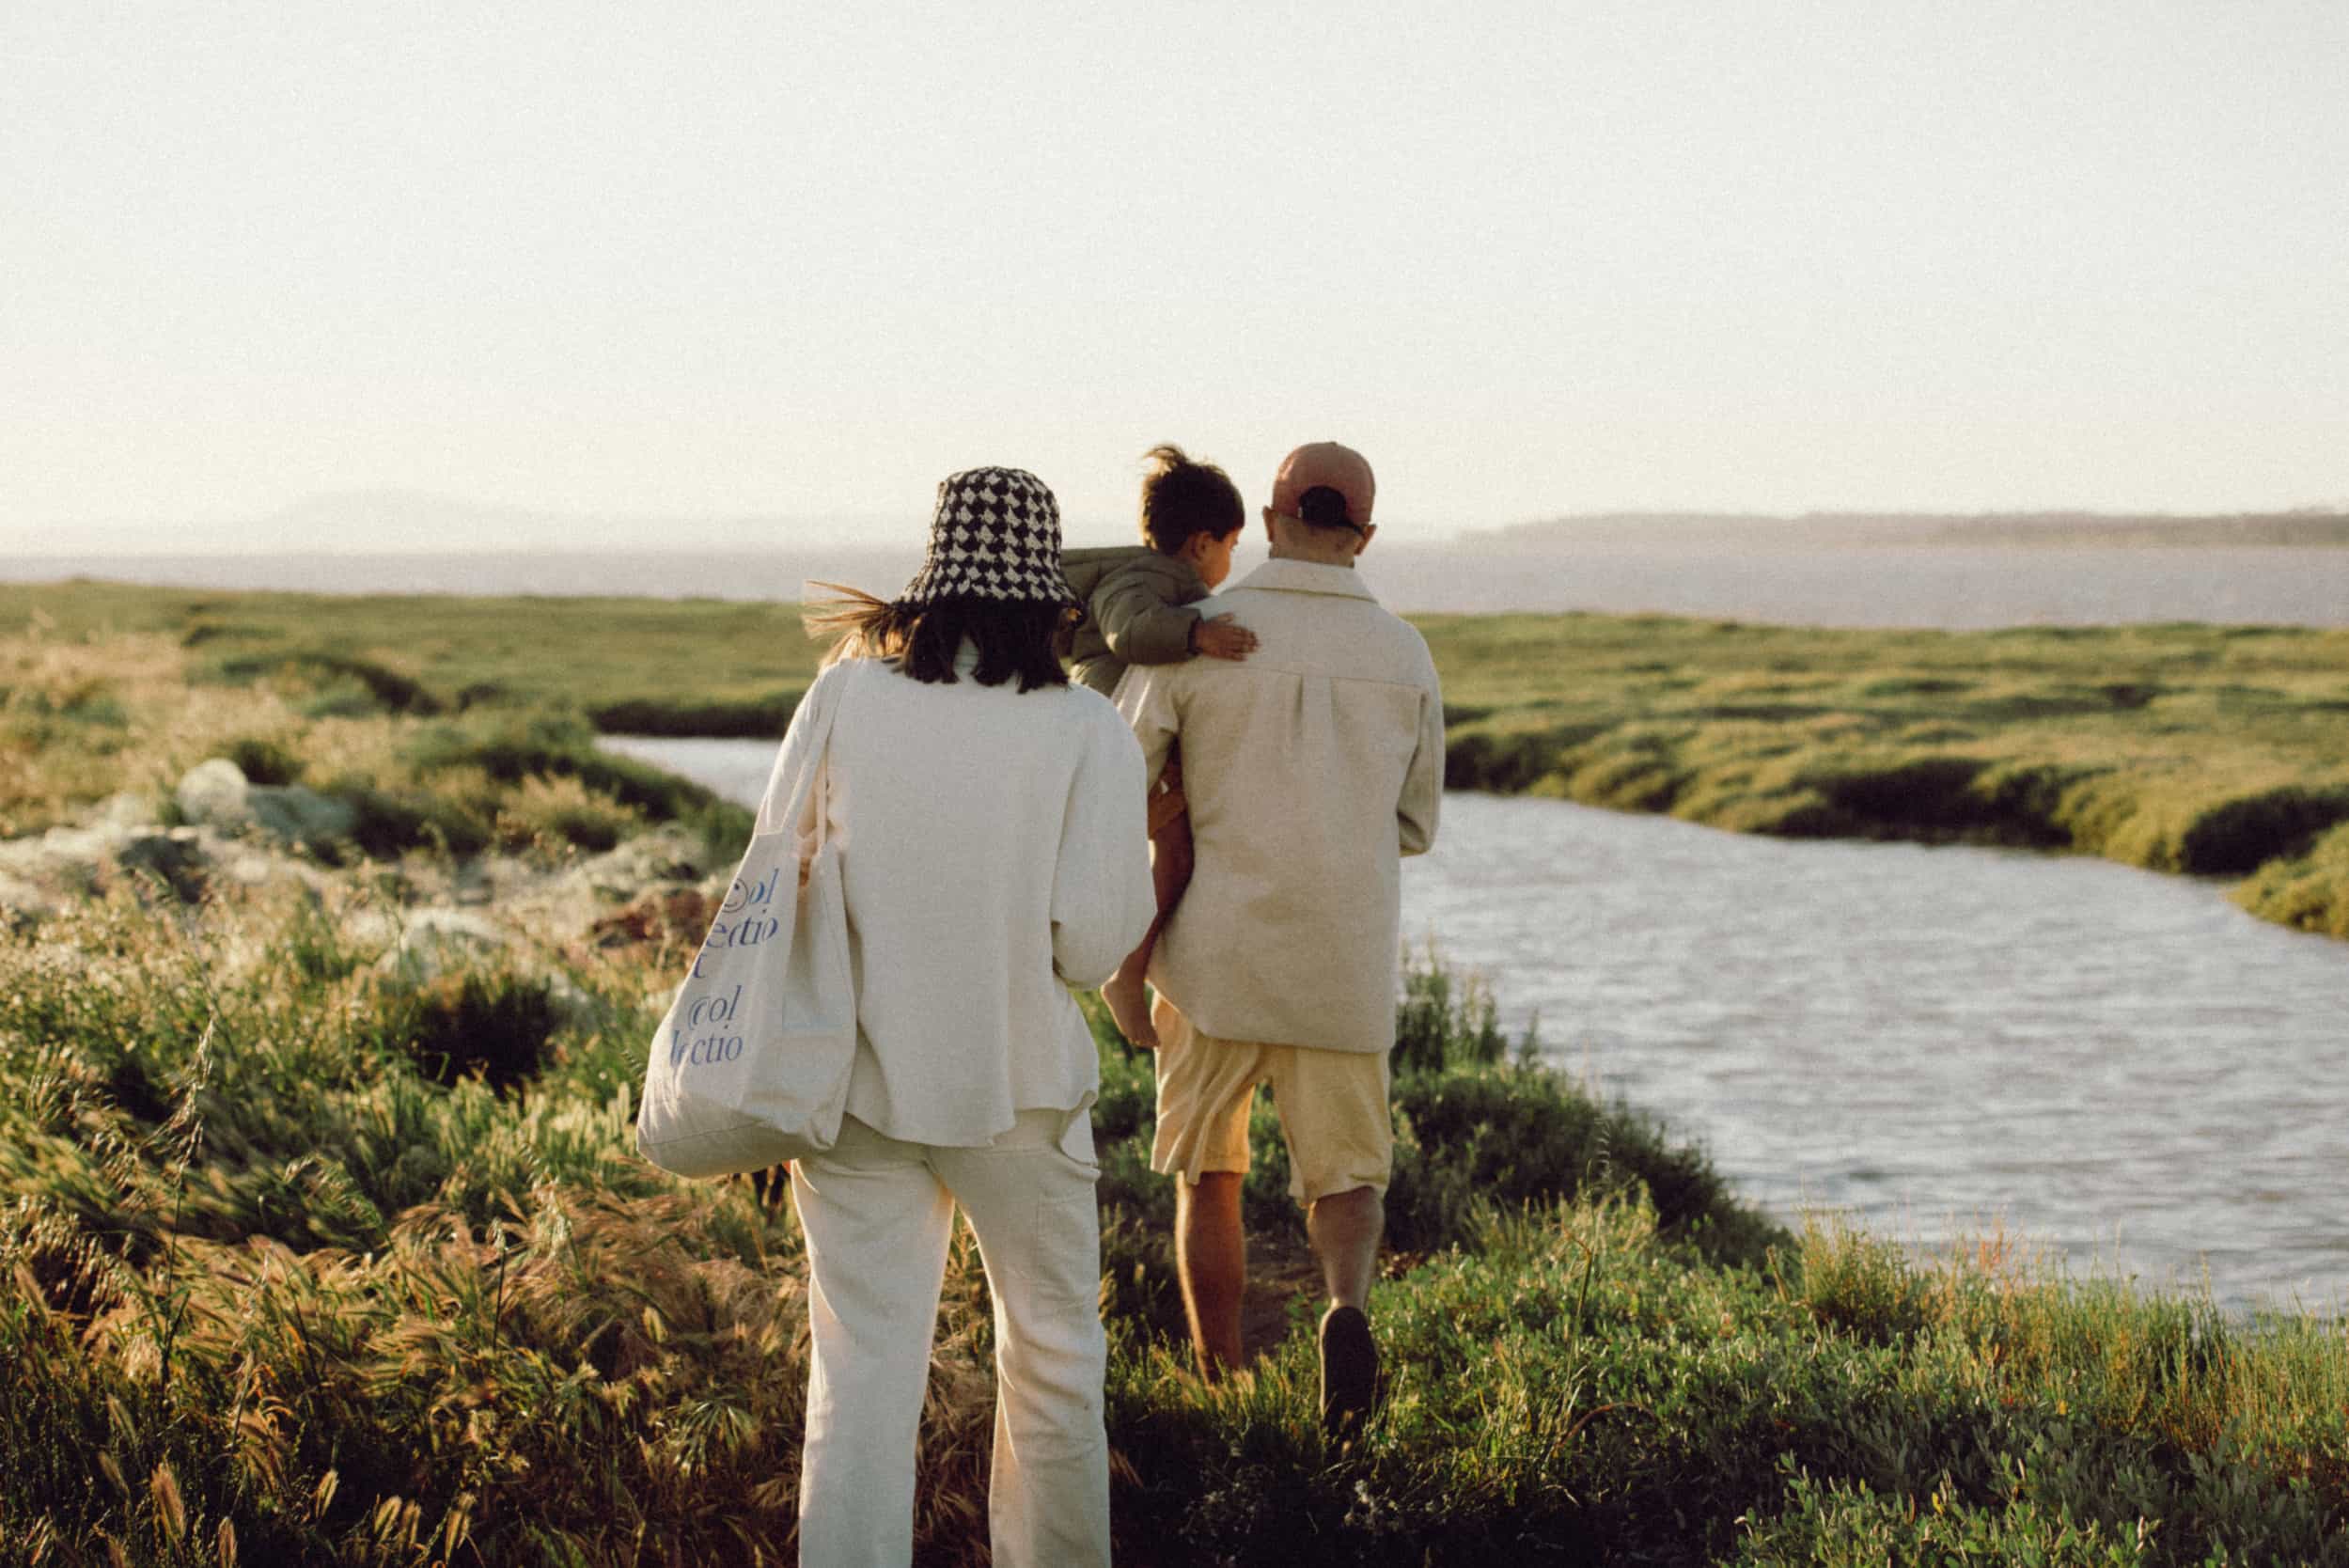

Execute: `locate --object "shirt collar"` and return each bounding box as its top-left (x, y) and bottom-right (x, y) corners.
top-left (1229, 558), bottom-right (1379, 601)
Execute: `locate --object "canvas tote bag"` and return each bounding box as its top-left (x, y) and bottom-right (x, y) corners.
top-left (636, 671), bottom-right (855, 1177)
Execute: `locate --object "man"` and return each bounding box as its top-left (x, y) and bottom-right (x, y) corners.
top-left (1114, 440), bottom-right (1444, 1439)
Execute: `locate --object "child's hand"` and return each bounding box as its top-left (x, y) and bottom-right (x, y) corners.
top-left (1192, 614), bottom-right (1257, 661)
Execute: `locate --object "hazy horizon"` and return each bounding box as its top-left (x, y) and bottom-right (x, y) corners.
top-left (7, 3), bottom-right (2344, 548)
top-left (20, 487), bottom-right (2349, 561)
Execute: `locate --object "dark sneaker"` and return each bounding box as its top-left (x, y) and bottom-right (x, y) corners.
top-left (1318, 1305), bottom-right (1379, 1441)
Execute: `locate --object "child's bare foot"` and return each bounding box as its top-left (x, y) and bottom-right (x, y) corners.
top-left (1102, 973), bottom-right (1159, 1049)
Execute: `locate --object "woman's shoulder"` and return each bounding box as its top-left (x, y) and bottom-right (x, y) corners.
top-left (812, 654), bottom-right (895, 693)
top-left (794, 655), bottom-right (892, 727)
top-left (1058, 681), bottom-right (1142, 753)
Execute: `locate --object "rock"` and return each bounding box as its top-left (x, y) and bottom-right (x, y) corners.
top-left (115, 829), bottom-right (211, 902)
top-left (542, 972), bottom-right (603, 1032)
top-left (448, 855), bottom-right (540, 909)
top-left (568, 824), bottom-right (712, 901)
top-left (340, 907), bottom-right (402, 954)
top-left (176, 760), bottom-right (357, 850)
top-left (177, 759), bottom-right (253, 829)
top-left (0, 826), bottom-right (113, 899)
top-left (0, 821), bottom-right (225, 908)
top-left (0, 870), bottom-right (58, 928)
top-left (94, 792), bottom-right (160, 832)
top-left (247, 785), bottom-right (358, 846)
top-left (373, 908), bottom-right (512, 985)
top-left (201, 826), bottom-right (333, 896)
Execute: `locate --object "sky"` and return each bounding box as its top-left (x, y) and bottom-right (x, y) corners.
top-left (5, 0), bottom-right (2345, 551)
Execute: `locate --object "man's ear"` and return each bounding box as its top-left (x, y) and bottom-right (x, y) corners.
top-left (1353, 522), bottom-right (1377, 557)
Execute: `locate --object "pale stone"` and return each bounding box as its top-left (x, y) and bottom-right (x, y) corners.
top-left (568, 823), bottom-right (710, 901)
top-left (95, 792), bottom-right (160, 831)
top-left (176, 759), bottom-right (253, 829)
top-left (0, 870), bottom-right (58, 926)
top-left (373, 907), bottom-right (513, 984)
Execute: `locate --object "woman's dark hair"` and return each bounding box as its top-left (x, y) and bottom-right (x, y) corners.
top-left (1138, 444), bottom-right (1245, 554)
top-left (806, 586), bottom-right (1073, 691)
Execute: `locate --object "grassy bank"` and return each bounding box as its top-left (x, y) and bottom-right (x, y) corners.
top-left (10, 579), bottom-right (2349, 939)
top-left (1421, 614), bottom-right (2349, 938)
top-left (0, 611), bottom-right (752, 866)
top-left (3, 609), bottom-right (2346, 1561)
top-left (5, 884), bottom-right (2343, 1565)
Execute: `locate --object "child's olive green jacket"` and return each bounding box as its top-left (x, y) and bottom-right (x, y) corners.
top-left (1059, 545), bottom-right (1211, 697)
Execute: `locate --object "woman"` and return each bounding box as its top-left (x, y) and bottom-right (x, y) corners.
top-left (780, 466), bottom-right (1153, 1567)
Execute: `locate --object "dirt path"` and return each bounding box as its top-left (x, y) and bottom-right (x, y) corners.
top-left (1237, 1229), bottom-right (1326, 1359)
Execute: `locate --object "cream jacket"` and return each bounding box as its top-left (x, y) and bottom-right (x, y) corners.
top-left (1115, 559), bottom-right (1444, 1053)
top-left (769, 652), bottom-right (1155, 1152)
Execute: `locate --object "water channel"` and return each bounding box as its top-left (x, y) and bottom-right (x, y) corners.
top-left (605, 737), bottom-right (2349, 1317)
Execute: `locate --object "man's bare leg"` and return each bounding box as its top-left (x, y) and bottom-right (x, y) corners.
top-left (1174, 1171), bottom-right (1246, 1378)
top-left (1308, 1185), bottom-right (1384, 1439)
top-left (1307, 1185), bottom-right (1383, 1312)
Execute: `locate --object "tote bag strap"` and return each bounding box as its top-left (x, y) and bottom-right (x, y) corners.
top-left (756, 666), bottom-right (847, 852)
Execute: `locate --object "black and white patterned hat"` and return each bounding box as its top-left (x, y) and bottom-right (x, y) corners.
top-left (898, 466), bottom-right (1082, 608)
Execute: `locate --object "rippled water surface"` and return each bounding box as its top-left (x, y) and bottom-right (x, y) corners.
top-left (1394, 793), bottom-right (2349, 1318)
top-left (606, 739), bottom-right (2349, 1315)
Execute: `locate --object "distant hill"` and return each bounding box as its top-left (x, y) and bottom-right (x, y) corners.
top-left (1469, 509), bottom-right (2349, 550)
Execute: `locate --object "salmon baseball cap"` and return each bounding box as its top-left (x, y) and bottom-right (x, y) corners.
top-left (1269, 441), bottom-right (1376, 530)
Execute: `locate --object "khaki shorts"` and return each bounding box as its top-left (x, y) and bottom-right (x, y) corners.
top-left (1149, 996), bottom-right (1392, 1205)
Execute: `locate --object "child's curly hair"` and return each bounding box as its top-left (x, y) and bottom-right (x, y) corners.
top-left (1138, 444), bottom-right (1245, 555)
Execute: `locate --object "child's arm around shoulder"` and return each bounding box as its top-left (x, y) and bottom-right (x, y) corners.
top-left (1092, 555), bottom-right (1229, 666)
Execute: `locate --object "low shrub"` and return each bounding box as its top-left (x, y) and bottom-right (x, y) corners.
top-left (494, 773), bottom-right (641, 854)
top-left (2233, 820), bottom-right (2349, 936)
top-left (586, 692), bottom-right (798, 738)
top-left (225, 734), bottom-right (304, 786)
top-left (1390, 951), bottom-right (1512, 1074)
top-left (408, 714), bottom-right (754, 865)
top-left (379, 970), bottom-right (567, 1092)
top-left (328, 777), bottom-right (495, 859)
top-left (2175, 785), bottom-right (2349, 876)
top-left (204, 650), bottom-right (444, 715)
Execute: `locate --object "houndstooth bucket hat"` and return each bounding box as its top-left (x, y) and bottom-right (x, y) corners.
top-left (897, 466), bottom-right (1083, 609)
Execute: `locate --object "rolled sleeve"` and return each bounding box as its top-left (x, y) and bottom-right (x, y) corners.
top-left (1050, 713), bottom-right (1156, 987)
top-left (1114, 666), bottom-right (1182, 789)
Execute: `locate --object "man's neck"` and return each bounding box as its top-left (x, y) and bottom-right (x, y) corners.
top-left (1267, 541), bottom-right (1358, 568)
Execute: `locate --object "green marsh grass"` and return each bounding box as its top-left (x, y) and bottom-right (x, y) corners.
top-left (7, 588), bottom-right (2349, 1561)
top-left (0, 615), bottom-right (751, 868)
top-left (1417, 613), bottom-right (2349, 940)
top-left (11, 581), bottom-right (2345, 939)
top-left (5, 882), bottom-right (2344, 1563)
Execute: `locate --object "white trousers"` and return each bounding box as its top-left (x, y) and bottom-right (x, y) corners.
top-left (791, 1110), bottom-right (1111, 1568)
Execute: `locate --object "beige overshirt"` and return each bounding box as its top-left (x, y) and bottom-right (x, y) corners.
top-left (1115, 558), bottom-right (1444, 1053)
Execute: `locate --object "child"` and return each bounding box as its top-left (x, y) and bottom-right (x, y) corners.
top-left (1062, 444), bottom-right (1255, 1048)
